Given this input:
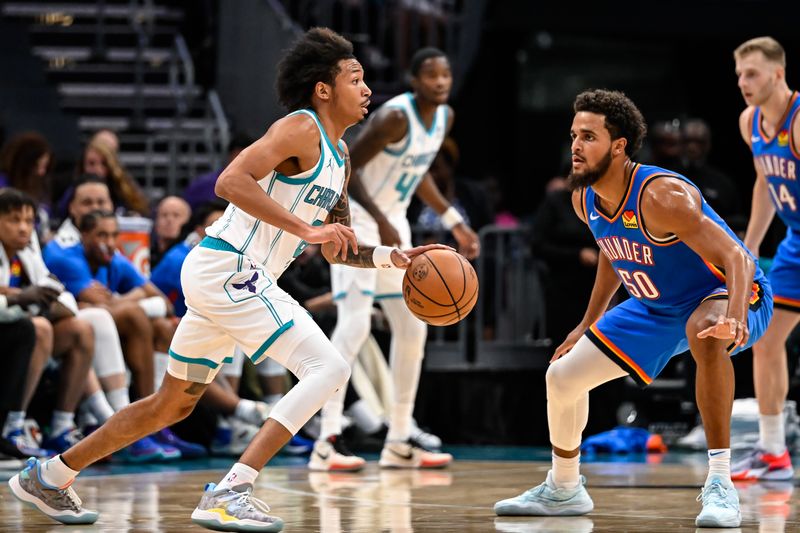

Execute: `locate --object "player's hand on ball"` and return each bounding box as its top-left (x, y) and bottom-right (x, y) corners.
top-left (307, 223), bottom-right (358, 261)
top-left (391, 243), bottom-right (455, 268)
top-left (551, 324), bottom-right (586, 362)
top-left (697, 315), bottom-right (749, 348)
top-left (452, 224), bottom-right (480, 259)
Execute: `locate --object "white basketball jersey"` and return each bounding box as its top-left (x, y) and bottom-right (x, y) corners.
top-left (206, 109), bottom-right (347, 279)
top-left (355, 92), bottom-right (448, 218)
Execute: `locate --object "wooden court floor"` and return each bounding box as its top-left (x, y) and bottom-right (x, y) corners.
top-left (1, 458), bottom-right (797, 532)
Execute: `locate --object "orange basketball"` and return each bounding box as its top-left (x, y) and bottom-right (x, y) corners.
top-left (402, 249), bottom-right (479, 326)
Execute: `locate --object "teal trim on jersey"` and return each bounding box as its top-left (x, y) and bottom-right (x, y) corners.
top-left (382, 105), bottom-right (412, 156)
top-left (258, 293), bottom-right (284, 326)
top-left (275, 153), bottom-right (323, 185)
top-left (332, 289), bottom-right (374, 301)
top-left (408, 92), bottom-right (439, 136)
top-left (374, 292), bottom-right (403, 300)
top-left (302, 108), bottom-right (344, 167)
top-left (240, 220), bottom-right (260, 253)
top-left (168, 349), bottom-right (234, 369)
top-left (249, 319), bottom-right (295, 363)
top-left (262, 182), bottom-right (313, 264)
top-left (215, 206), bottom-right (237, 237)
top-left (236, 254), bottom-right (243, 272)
top-left (199, 236), bottom-right (240, 254)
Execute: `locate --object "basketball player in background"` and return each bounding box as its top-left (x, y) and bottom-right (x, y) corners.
top-left (494, 90), bottom-right (773, 528)
top-left (10, 27), bottom-right (446, 532)
top-left (311, 47), bottom-right (480, 472)
top-left (730, 37), bottom-right (799, 482)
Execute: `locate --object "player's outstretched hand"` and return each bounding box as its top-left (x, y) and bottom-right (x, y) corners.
top-left (378, 219), bottom-right (402, 247)
top-left (697, 315), bottom-right (749, 348)
top-left (306, 223), bottom-right (358, 261)
top-left (551, 324), bottom-right (585, 363)
top-left (391, 244), bottom-right (455, 269)
top-left (452, 224), bottom-right (480, 260)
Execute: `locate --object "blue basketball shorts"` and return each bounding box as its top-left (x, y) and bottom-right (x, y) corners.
top-left (770, 229), bottom-right (800, 313)
top-left (584, 280), bottom-right (773, 386)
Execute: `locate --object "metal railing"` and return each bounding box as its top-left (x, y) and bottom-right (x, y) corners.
top-left (412, 224), bottom-right (552, 371)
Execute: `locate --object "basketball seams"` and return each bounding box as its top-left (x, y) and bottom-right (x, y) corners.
top-left (404, 256), bottom-right (455, 307)
top-left (406, 281), bottom-right (478, 321)
top-left (421, 251), bottom-right (462, 321)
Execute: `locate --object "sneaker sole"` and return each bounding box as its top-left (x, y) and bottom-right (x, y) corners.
top-left (191, 509), bottom-right (283, 532)
top-left (308, 460), bottom-right (365, 472)
top-left (8, 474), bottom-right (99, 524)
top-left (494, 500), bottom-right (594, 516)
top-left (732, 467), bottom-right (795, 481)
top-left (695, 513), bottom-right (741, 528)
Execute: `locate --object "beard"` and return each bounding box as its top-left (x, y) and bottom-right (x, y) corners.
top-left (567, 148), bottom-right (613, 190)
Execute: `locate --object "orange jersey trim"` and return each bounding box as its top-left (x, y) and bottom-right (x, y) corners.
top-left (774, 295), bottom-right (800, 310)
top-left (589, 323), bottom-right (652, 385)
top-left (636, 174), bottom-right (682, 247)
top-left (758, 91), bottom-right (798, 143)
top-left (595, 164), bottom-right (639, 223)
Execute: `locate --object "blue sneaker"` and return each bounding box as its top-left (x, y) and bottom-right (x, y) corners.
top-left (5, 428), bottom-right (54, 458)
top-left (153, 428), bottom-right (207, 458)
top-left (281, 434), bottom-right (313, 456)
top-left (115, 436), bottom-right (176, 463)
top-left (8, 458), bottom-right (98, 524)
top-left (42, 427), bottom-right (84, 454)
top-left (191, 482), bottom-right (283, 532)
top-left (695, 475), bottom-right (741, 527)
top-left (494, 471), bottom-right (593, 516)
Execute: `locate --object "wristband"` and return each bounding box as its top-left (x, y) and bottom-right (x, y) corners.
top-left (373, 246), bottom-right (398, 269)
top-left (0, 295), bottom-right (6, 309)
top-left (441, 206), bottom-right (465, 230)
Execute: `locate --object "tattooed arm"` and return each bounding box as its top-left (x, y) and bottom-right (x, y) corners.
top-left (322, 149), bottom-right (382, 268)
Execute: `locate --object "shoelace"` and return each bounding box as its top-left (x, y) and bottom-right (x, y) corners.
top-left (221, 490), bottom-right (271, 515)
top-left (61, 486), bottom-right (84, 512)
top-left (697, 483), bottom-right (732, 508)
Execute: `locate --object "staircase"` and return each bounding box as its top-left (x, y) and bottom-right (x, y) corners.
top-left (2, 1), bottom-right (229, 198)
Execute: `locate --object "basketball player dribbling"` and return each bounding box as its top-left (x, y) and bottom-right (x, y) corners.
top-left (730, 36), bottom-right (800, 482)
top-left (9, 27), bottom-right (447, 532)
top-left (311, 47), bottom-right (480, 472)
top-left (494, 89), bottom-right (773, 528)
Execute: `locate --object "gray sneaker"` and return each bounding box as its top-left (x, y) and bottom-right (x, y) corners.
top-left (191, 482), bottom-right (284, 532)
top-left (7, 457), bottom-right (98, 524)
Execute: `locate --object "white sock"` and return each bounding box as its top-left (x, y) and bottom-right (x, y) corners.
top-left (387, 402), bottom-right (414, 442)
top-left (40, 455), bottom-right (80, 489)
top-left (2, 411), bottom-right (25, 437)
top-left (50, 411), bottom-right (76, 437)
top-left (216, 462), bottom-right (259, 491)
top-left (707, 448), bottom-right (731, 485)
top-left (320, 399), bottom-right (344, 440)
top-left (83, 391), bottom-right (115, 423)
top-left (758, 413), bottom-right (786, 455)
top-left (551, 452), bottom-right (580, 489)
top-left (106, 387), bottom-right (130, 412)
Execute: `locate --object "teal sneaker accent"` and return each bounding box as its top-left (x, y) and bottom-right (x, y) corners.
top-left (695, 475), bottom-right (741, 528)
top-left (7, 458), bottom-right (98, 525)
top-left (494, 470), bottom-right (593, 516)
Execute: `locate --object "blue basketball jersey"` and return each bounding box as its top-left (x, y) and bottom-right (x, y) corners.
top-left (583, 163), bottom-right (767, 312)
top-left (750, 91), bottom-right (800, 231)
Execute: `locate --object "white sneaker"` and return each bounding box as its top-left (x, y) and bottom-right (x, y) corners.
top-left (234, 401), bottom-right (271, 427)
top-left (308, 435), bottom-right (365, 472)
top-left (379, 440), bottom-right (452, 469)
top-left (410, 426), bottom-right (443, 451)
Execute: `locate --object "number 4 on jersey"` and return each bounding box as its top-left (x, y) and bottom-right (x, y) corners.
top-left (395, 172), bottom-right (421, 202)
top-left (768, 182), bottom-right (797, 211)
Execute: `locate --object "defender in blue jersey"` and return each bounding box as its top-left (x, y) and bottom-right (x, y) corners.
top-left (494, 90), bottom-right (772, 528)
top-left (732, 37), bottom-right (800, 482)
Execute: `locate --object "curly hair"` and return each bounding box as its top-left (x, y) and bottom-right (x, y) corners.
top-left (573, 89), bottom-right (647, 156)
top-left (276, 27), bottom-right (355, 111)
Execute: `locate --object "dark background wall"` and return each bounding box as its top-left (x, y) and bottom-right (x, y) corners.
top-left (451, 1), bottom-right (800, 217)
